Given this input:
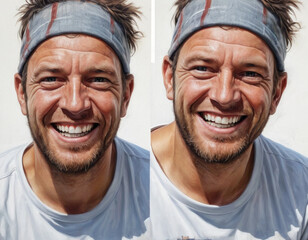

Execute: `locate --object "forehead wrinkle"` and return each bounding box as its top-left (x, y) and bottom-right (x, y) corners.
top-left (190, 38), bottom-right (270, 57)
top-left (30, 49), bottom-right (71, 77)
top-left (181, 44), bottom-right (220, 63)
top-left (38, 38), bottom-right (115, 60)
top-left (183, 37), bottom-right (272, 69)
top-left (79, 55), bottom-right (118, 76)
top-left (186, 28), bottom-right (272, 55)
top-left (79, 50), bottom-right (121, 74)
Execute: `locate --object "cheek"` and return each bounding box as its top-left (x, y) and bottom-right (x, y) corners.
top-left (176, 80), bottom-right (210, 109)
top-left (242, 86), bottom-right (272, 114)
top-left (27, 90), bottom-right (61, 123)
top-left (92, 92), bottom-right (122, 118)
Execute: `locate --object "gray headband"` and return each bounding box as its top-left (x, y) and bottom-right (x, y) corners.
top-left (169, 0), bottom-right (287, 72)
top-left (18, 1), bottom-right (131, 75)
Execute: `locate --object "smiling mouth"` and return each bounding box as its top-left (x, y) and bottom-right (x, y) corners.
top-left (52, 123), bottom-right (98, 138)
top-left (200, 113), bottom-right (246, 128)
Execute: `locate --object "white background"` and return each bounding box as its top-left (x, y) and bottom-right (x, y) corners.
top-left (0, 0), bottom-right (150, 151)
top-left (152, 0), bottom-right (308, 156)
top-left (0, 0), bottom-right (307, 156)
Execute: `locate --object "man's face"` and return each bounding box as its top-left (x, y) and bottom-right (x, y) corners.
top-left (164, 27), bottom-right (286, 164)
top-left (16, 35), bottom-right (133, 173)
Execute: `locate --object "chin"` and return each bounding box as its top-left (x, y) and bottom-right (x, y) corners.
top-left (45, 145), bottom-right (107, 174)
top-left (182, 128), bottom-right (252, 165)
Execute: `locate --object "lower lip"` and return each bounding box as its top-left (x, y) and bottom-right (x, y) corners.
top-left (197, 114), bottom-right (246, 135)
top-left (50, 125), bottom-right (99, 144)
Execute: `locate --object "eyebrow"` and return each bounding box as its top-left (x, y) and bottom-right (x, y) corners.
top-left (33, 65), bottom-right (64, 79)
top-left (238, 61), bottom-right (270, 75)
top-left (184, 53), bottom-right (220, 66)
top-left (84, 66), bottom-right (116, 76)
top-left (32, 65), bottom-right (117, 79)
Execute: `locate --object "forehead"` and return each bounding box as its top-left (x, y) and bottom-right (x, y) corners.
top-left (28, 34), bottom-right (122, 72)
top-left (180, 26), bottom-right (274, 63)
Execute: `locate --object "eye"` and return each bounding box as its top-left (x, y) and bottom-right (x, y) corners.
top-left (190, 64), bottom-right (216, 80)
top-left (39, 76), bottom-right (64, 90)
top-left (42, 77), bottom-right (57, 82)
top-left (90, 77), bottom-right (110, 83)
top-left (243, 71), bottom-right (262, 78)
top-left (238, 70), bottom-right (265, 84)
top-left (195, 66), bottom-right (208, 72)
top-left (85, 76), bottom-right (113, 90)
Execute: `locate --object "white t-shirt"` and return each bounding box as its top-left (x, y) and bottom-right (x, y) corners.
top-left (150, 135), bottom-right (308, 240)
top-left (0, 137), bottom-right (150, 240)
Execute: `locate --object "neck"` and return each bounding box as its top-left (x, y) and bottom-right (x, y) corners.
top-left (152, 122), bottom-right (254, 206)
top-left (23, 143), bottom-right (116, 214)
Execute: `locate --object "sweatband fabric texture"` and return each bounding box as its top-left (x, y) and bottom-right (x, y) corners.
top-left (18, 1), bottom-right (131, 74)
top-left (168, 0), bottom-right (287, 72)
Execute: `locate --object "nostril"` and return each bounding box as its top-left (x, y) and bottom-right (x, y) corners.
top-left (61, 108), bottom-right (92, 120)
top-left (210, 98), bottom-right (243, 112)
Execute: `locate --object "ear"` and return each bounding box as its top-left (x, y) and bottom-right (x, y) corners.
top-left (162, 55), bottom-right (174, 100)
top-left (120, 74), bottom-right (134, 117)
top-left (270, 72), bottom-right (287, 115)
top-left (14, 73), bottom-right (27, 116)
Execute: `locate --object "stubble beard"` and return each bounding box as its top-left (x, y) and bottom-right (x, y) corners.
top-left (173, 100), bottom-right (269, 166)
top-left (26, 115), bottom-right (120, 175)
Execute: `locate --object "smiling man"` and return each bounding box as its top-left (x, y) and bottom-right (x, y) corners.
top-left (0, 0), bottom-right (149, 239)
top-left (151, 0), bottom-right (308, 239)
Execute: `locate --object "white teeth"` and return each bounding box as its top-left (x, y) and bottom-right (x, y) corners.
top-left (75, 126), bottom-right (82, 134)
top-left (221, 117), bottom-right (228, 124)
top-left (55, 124), bottom-right (94, 136)
top-left (233, 117), bottom-right (238, 123)
top-left (215, 116), bottom-right (222, 124)
top-left (68, 126), bottom-right (75, 134)
top-left (203, 114), bottom-right (242, 127)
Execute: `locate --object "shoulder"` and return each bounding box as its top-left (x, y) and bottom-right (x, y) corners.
top-left (255, 136), bottom-right (308, 230)
top-left (114, 138), bottom-right (149, 202)
top-left (258, 135), bottom-right (308, 168)
top-left (115, 137), bottom-right (149, 161)
top-left (257, 135), bottom-right (308, 187)
top-left (0, 145), bottom-right (27, 180)
top-left (115, 137), bottom-right (149, 192)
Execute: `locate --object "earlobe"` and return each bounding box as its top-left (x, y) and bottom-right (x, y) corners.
top-left (270, 72), bottom-right (287, 115)
top-left (120, 74), bottom-right (134, 117)
top-left (14, 73), bottom-right (28, 116)
top-left (162, 56), bottom-right (174, 100)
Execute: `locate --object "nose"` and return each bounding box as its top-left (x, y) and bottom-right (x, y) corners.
top-left (59, 77), bottom-right (91, 118)
top-left (209, 70), bottom-right (241, 109)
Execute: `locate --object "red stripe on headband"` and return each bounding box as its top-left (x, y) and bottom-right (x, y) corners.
top-left (263, 6), bottom-right (268, 25)
top-left (200, 0), bottom-right (212, 25)
top-left (22, 25), bottom-right (31, 58)
top-left (110, 16), bottom-right (115, 35)
top-left (46, 3), bottom-right (59, 36)
top-left (174, 12), bottom-right (184, 44)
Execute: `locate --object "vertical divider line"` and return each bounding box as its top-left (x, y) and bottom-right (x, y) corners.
top-left (151, 0), bottom-right (155, 63)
